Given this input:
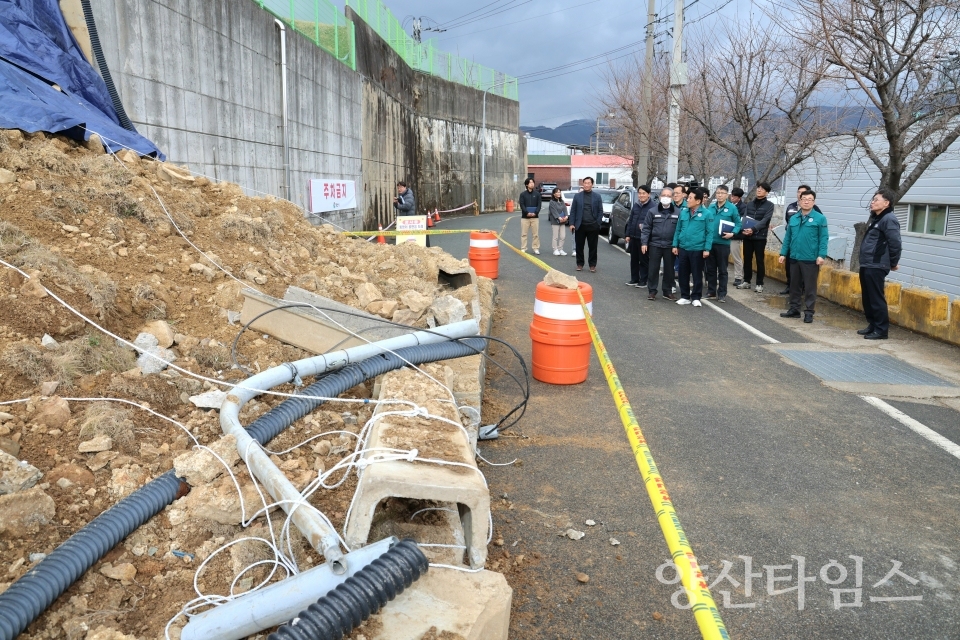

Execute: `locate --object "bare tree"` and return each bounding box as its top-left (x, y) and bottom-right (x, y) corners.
top-left (599, 53), bottom-right (672, 185)
top-left (682, 26), bottom-right (835, 193)
top-left (784, 0), bottom-right (960, 201)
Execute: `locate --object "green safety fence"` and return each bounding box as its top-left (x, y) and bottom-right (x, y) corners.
top-left (345, 0), bottom-right (518, 100)
top-left (255, 0), bottom-right (356, 70)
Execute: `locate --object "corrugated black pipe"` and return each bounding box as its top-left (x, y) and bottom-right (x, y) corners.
top-left (0, 338), bottom-right (486, 639)
top-left (79, 0), bottom-right (135, 131)
top-left (268, 539), bottom-right (429, 640)
top-left (0, 471), bottom-right (186, 639)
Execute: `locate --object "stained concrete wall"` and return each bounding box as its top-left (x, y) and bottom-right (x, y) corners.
top-left (348, 6), bottom-right (524, 226)
top-left (88, 0), bottom-right (364, 229)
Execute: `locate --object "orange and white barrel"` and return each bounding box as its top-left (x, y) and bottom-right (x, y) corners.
top-left (529, 281), bottom-right (593, 384)
top-left (468, 230), bottom-right (500, 279)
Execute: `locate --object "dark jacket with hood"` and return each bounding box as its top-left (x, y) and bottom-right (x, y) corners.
top-left (640, 203), bottom-right (680, 248)
top-left (859, 206), bottom-right (902, 272)
top-left (742, 197), bottom-right (775, 240)
top-left (394, 187), bottom-right (416, 214)
top-left (625, 196), bottom-right (656, 239)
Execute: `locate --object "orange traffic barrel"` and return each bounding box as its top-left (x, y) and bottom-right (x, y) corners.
top-left (505, 199), bottom-right (514, 213)
top-left (468, 230), bottom-right (499, 279)
top-left (529, 281), bottom-right (593, 384)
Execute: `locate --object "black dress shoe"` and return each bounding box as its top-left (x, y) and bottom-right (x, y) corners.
top-left (780, 311), bottom-right (801, 318)
top-left (864, 332), bottom-right (888, 340)
top-left (857, 327), bottom-right (873, 335)
top-left (803, 313), bottom-right (813, 323)
top-left (779, 288), bottom-right (790, 295)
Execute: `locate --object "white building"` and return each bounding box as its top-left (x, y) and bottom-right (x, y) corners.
top-left (524, 135), bottom-right (574, 156)
top-left (790, 134), bottom-right (960, 298)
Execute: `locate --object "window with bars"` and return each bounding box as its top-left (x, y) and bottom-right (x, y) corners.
top-left (903, 203), bottom-right (960, 237)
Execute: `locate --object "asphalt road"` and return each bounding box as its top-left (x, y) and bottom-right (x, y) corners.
top-left (432, 209), bottom-right (960, 640)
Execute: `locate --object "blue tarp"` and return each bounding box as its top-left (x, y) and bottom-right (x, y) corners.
top-left (0, 0), bottom-right (164, 158)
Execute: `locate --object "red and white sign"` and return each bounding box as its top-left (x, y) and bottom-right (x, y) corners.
top-left (308, 179), bottom-right (357, 213)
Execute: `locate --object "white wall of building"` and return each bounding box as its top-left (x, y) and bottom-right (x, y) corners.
top-left (571, 166), bottom-right (633, 187)
top-left (525, 136), bottom-right (574, 155)
top-left (790, 135), bottom-right (960, 298)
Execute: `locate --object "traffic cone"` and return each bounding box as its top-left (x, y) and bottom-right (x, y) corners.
top-left (377, 224), bottom-right (386, 244)
top-left (433, 209), bottom-right (441, 223)
top-left (427, 213), bottom-right (434, 228)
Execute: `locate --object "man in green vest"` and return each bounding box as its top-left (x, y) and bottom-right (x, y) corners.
top-left (778, 190), bottom-right (829, 323)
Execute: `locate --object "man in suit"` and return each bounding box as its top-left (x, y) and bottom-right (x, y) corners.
top-left (569, 177), bottom-right (604, 272)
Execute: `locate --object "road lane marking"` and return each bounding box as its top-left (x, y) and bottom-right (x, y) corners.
top-left (861, 396), bottom-right (960, 461)
top-left (702, 300), bottom-right (781, 344)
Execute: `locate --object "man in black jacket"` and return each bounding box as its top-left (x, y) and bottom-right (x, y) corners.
top-left (518, 178), bottom-right (542, 254)
top-left (858, 188), bottom-right (902, 340)
top-left (624, 185), bottom-right (655, 287)
top-left (736, 182), bottom-right (775, 293)
top-left (569, 177), bottom-right (604, 271)
top-left (640, 186), bottom-right (680, 300)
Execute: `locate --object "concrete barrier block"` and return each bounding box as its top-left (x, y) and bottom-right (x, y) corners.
top-left (816, 264), bottom-right (835, 298)
top-left (898, 288), bottom-right (949, 333)
top-left (345, 368), bottom-right (490, 569)
top-left (366, 568), bottom-right (512, 640)
top-left (763, 250), bottom-right (787, 282)
top-left (950, 299), bottom-right (960, 345)
top-left (829, 269), bottom-right (862, 310)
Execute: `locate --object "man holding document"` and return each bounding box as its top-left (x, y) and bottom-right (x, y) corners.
top-left (518, 178), bottom-right (542, 254)
top-left (778, 190), bottom-right (828, 323)
top-left (705, 185), bottom-right (741, 303)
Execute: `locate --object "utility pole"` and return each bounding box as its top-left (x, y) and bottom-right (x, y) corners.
top-left (638, 0), bottom-right (656, 186)
top-left (595, 117), bottom-right (601, 155)
top-left (666, 0), bottom-right (685, 183)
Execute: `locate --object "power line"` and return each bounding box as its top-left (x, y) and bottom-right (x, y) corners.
top-left (433, 0), bottom-right (603, 42)
top-left (433, 0), bottom-right (515, 28)
top-left (436, 0), bottom-right (535, 32)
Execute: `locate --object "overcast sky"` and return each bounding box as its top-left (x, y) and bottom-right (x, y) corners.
top-left (341, 0), bottom-right (760, 127)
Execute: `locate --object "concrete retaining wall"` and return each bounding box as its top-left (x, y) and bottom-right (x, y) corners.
top-left (89, 0), bottom-right (364, 229)
top-left (759, 250), bottom-right (960, 346)
top-left (86, 0), bottom-right (524, 231)
top-left (349, 6), bottom-right (524, 227)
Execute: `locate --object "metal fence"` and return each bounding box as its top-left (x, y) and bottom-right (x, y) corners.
top-left (255, 0), bottom-right (356, 70)
top-left (345, 0), bottom-right (519, 100)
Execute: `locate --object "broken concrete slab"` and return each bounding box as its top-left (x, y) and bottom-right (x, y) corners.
top-left (364, 568), bottom-right (511, 640)
top-left (240, 287), bottom-right (408, 355)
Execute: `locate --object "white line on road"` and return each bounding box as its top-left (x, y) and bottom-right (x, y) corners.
top-left (702, 300), bottom-right (781, 344)
top-left (701, 300), bottom-right (960, 459)
top-left (860, 396), bottom-right (960, 461)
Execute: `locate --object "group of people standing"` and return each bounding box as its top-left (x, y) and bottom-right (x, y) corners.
top-left (517, 177), bottom-right (902, 339)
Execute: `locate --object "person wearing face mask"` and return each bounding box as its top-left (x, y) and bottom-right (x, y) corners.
top-left (736, 182), bottom-right (775, 293)
top-left (671, 187), bottom-right (714, 307)
top-left (640, 187), bottom-right (681, 301)
top-left (624, 185), bottom-right (656, 287)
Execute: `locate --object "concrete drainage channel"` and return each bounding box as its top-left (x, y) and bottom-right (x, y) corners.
top-left (0, 271), bottom-right (511, 639)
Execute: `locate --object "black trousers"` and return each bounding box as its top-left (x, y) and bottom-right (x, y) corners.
top-left (859, 267), bottom-right (890, 335)
top-left (788, 259), bottom-right (819, 314)
top-left (627, 238), bottom-right (649, 283)
top-left (677, 248), bottom-right (705, 300)
top-left (742, 238), bottom-right (767, 285)
top-left (647, 245), bottom-right (675, 295)
top-left (783, 247), bottom-right (791, 287)
top-left (575, 226), bottom-right (600, 268)
top-left (706, 244), bottom-right (731, 297)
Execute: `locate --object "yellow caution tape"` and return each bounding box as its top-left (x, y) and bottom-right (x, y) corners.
top-left (575, 287), bottom-right (730, 640)
top-left (353, 213), bottom-right (731, 639)
top-left (342, 228), bottom-right (475, 237)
